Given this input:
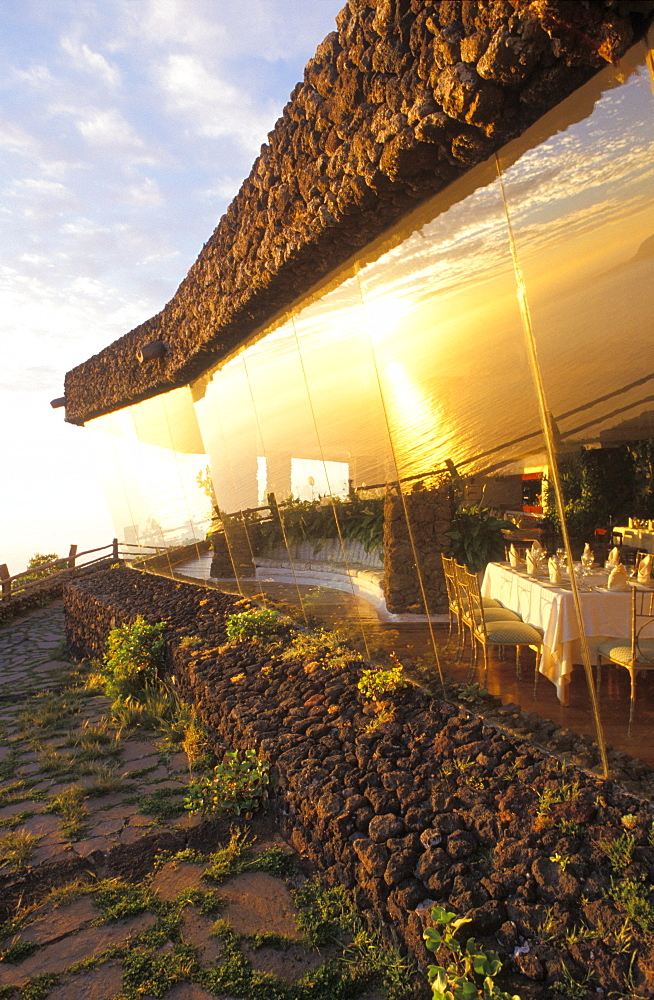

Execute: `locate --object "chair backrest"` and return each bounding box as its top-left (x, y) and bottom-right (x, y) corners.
top-left (632, 588), bottom-right (654, 663)
top-left (441, 554), bottom-right (460, 612)
top-left (453, 562), bottom-right (472, 624)
top-left (465, 566), bottom-right (487, 639)
top-left (456, 563), bottom-right (487, 637)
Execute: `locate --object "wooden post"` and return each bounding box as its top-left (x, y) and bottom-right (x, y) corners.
top-left (67, 544), bottom-right (78, 570)
top-left (0, 565), bottom-right (11, 601)
top-left (112, 538), bottom-right (119, 561)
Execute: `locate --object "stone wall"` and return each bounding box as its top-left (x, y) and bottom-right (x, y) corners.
top-left (383, 483), bottom-right (452, 613)
top-left (64, 1), bottom-right (654, 425)
top-left (64, 568), bottom-right (654, 999)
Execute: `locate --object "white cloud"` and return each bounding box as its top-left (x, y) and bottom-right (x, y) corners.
top-left (159, 53), bottom-right (275, 152)
top-left (124, 177), bottom-right (163, 208)
top-left (61, 35), bottom-right (121, 88)
top-left (76, 107), bottom-right (142, 150)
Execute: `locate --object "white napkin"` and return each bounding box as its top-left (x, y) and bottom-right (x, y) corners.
top-left (548, 557), bottom-right (562, 585)
top-left (583, 542), bottom-right (593, 558)
top-left (607, 546), bottom-right (621, 566)
top-left (608, 564), bottom-right (629, 591)
top-left (508, 544), bottom-right (520, 568)
top-left (638, 554), bottom-right (652, 584)
top-left (526, 551), bottom-right (538, 576)
top-left (531, 539), bottom-right (543, 555)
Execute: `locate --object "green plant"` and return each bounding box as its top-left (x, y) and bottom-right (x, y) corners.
top-left (550, 852), bottom-right (570, 872)
top-left (103, 616), bottom-right (166, 700)
top-left (551, 963), bottom-right (593, 999)
top-left (446, 503), bottom-right (518, 573)
top-left (224, 608), bottom-right (281, 643)
top-left (92, 878), bottom-right (159, 922)
top-left (280, 627), bottom-right (361, 670)
top-left (44, 785), bottom-right (87, 840)
top-left (184, 749), bottom-right (269, 818)
top-left (457, 682), bottom-right (489, 705)
top-left (0, 939), bottom-right (39, 964)
top-left (16, 553), bottom-right (60, 588)
top-left (607, 876), bottom-right (654, 935)
top-left (0, 829), bottom-right (41, 870)
top-left (423, 906), bottom-right (519, 1000)
top-left (598, 831), bottom-right (635, 871)
top-left (357, 659), bottom-right (409, 701)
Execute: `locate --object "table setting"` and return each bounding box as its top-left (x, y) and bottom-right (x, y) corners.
top-left (482, 540), bottom-right (652, 704)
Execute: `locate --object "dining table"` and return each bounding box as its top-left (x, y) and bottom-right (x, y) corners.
top-left (613, 525), bottom-right (654, 553)
top-left (481, 562), bottom-right (634, 705)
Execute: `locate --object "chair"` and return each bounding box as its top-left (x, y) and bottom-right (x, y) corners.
top-left (596, 588), bottom-right (654, 736)
top-left (458, 565), bottom-right (544, 694)
top-left (453, 562), bottom-right (523, 667)
top-left (441, 555), bottom-right (505, 653)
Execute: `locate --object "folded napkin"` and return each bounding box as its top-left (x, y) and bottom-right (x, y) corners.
top-left (508, 544), bottom-right (520, 568)
top-left (526, 551), bottom-right (538, 576)
top-left (548, 557), bottom-right (562, 585)
top-left (638, 554), bottom-right (652, 584)
top-left (607, 546), bottom-right (622, 566)
top-left (583, 542), bottom-right (593, 557)
top-left (531, 539), bottom-right (543, 555)
top-left (608, 564), bottom-right (629, 591)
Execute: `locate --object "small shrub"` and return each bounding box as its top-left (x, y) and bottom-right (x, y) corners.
top-left (184, 749), bottom-right (269, 818)
top-left (224, 608), bottom-right (281, 642)
top-left (358, 661), bottom-right (409, 701)
top-left (103, 616), bottom-right (166, 700)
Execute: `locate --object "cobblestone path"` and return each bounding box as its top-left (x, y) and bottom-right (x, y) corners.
top-left (0, 604), bottom-right (393, 1000)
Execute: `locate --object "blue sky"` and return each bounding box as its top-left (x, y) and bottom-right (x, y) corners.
top-left (0, 0), bottom-right (343, 571)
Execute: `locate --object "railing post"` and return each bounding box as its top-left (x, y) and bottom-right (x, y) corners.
top-left (67, 544), bottom-right (78, 570)
top-left (0, 564), bottom-right (11, 601)
top-left (112, 538), bottom-right (119, 561)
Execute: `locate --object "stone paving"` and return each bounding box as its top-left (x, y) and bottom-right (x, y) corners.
top-left (0, 603), bottom-right (395, 1000)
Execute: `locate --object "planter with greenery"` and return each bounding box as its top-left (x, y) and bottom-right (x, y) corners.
top-left (446, 503), bottom-right (519, 573)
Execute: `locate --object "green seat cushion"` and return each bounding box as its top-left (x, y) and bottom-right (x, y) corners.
top-left (480, 608), bottom-right (522, 623)
top-left (484, 620), bottom-right (544, 645)
top-left (482, 597), bottom-right (502, 608)
top-left (597, 638), bottom-right (654, 666)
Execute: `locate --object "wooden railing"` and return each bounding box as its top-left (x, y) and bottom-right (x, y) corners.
top-left (0, 540), bottom-right (165, 602)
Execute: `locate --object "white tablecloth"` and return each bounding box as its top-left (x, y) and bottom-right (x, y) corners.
top-left (613, 526), bottom-right (654, 553)
top-left (481, 563), bottom-right (632, 703)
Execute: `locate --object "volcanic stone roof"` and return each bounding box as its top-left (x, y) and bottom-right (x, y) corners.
top-left (64, 0), bottom-right (654, 425)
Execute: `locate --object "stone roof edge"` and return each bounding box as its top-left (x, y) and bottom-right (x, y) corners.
top-left (63, 0), bottom-right (654, 426)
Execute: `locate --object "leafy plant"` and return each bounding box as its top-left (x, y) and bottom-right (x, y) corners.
top-left (184, 749), bottom-right (269, 818)
top-left (103, 616), bottom-right (166, 700)
top-left (423, 906), bottom-right (519, 1000)
top-left (257, 494), bottom-right (384, 556)
top-left (607, 876), bottom-right (654, 935)
top-left (358, 658), bottom-right (409, 701)
top-left (44, 785), bottom-right (87, 840)
top-left (446, 503), bottom-right (518, 573)
top-left (224, 608), bottom-right (281, 643)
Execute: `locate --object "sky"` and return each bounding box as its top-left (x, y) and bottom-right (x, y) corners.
top-left (0, 0), bottom-right (344, 573)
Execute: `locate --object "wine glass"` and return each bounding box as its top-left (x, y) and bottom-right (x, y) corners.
top-left (581, 551), bottom-right (594, 576)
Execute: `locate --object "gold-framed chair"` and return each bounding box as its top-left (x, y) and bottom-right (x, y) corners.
top-left (458, 564), bottom-right (544, 694)
top-left (453, 562), bottom-right (523, 666)
top-left (596, 588), bottom-right (654, 736)
top-left (441, 554), bottom-right (505, 653)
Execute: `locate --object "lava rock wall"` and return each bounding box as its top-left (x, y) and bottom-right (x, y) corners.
top-left (64, 0), bottom-right (654, 425)
top-left (383, 483), bottom-right (452, 613)
top-left (64, 568), bottom-right (654, 999)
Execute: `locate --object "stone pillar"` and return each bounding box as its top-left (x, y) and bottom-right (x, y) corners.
top-left (382, 482), bottom-right (452, 614)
